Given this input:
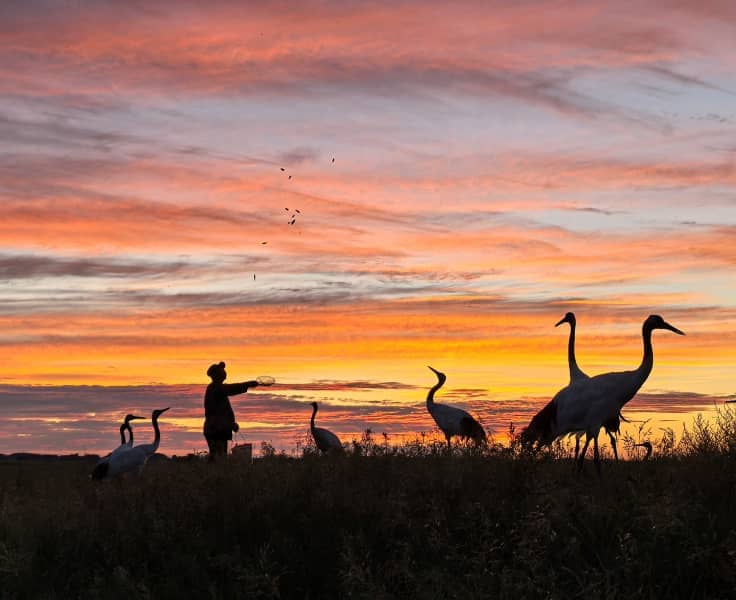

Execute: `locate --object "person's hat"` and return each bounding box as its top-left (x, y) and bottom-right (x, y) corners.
top-left (207, 361), bottom-right (226, 378)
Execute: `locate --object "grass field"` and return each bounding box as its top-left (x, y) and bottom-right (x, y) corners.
top-left (2, 417), bottom-right (736, 599)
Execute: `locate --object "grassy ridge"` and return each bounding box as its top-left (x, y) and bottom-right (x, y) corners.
top-left (1, 444), bottom-right (736, 599)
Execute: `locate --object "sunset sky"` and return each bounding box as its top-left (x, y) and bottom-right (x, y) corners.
top-left (1, 0), bottom-right (735, 456)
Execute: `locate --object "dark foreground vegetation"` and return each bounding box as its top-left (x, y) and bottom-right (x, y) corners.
top-left (2, 413), bottom-right (736, 599)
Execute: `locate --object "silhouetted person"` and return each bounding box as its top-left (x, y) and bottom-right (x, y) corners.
top-left (203, 361), bottom-right (258, 461)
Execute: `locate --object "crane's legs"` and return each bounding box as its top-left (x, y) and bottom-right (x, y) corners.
top-left (593, 436), bottom-right (601, 475)
top-left (577, 435), bottom-right (591, 471)
top-left (608, 432), bottom-right (619, 461)
top-left (574, 435), bottom-right (580, 461)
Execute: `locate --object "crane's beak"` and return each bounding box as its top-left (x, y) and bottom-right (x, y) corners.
top-left (158, 407), bottom-right (170, 413)
top-left (427, 365), bottom-right (441, 376)
top-left (726, 400), bottom-right (736, 404)
top-left (554, 317), bottom-right (566, 327)
top-left (661, 321), bottom-right (685, 336)
top-left (130, 415), bottom-right (145, 420)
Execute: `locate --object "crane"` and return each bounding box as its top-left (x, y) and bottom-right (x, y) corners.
top-left (90, 413), bottom-right (144, 479)
top-left (426, 366), bottom-right (486, 448)
top-left (309, 402), bottom-right (343, 453)
top-left (556, 312), bottom-right (626, 461)
top-left (556, 311), bottom-right (588, 382)
top-left (91, 407), bottom-right (170, 479)
top-left (523, 315), bottom-right (684, 472)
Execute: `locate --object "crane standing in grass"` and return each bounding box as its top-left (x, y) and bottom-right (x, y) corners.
top-left (426, 366), bottom-right (486, 448)
top-left (555, 312), bottom-right (627, 461)
top-left (309, 402), bottom-right (343, 453)
top-left (90, 413), bottom-right (144, 478)
top-left (91, 407), bottom-right (170, 479)
top-left (113, 413), bottom-right (145, 455)
top-left (522, 315), bottom-right (684, 472)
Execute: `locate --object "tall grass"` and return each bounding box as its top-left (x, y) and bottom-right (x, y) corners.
top-left (1, 409), bottom-right (736, 599)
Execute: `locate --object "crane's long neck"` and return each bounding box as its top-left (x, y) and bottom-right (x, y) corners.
top-left (310, 405), bottom-right (317, 432)
top-left (119, 423), bottom-right (127, 446)
top-left (149, 415), bottom-right (162, 453)
top-left (637, 323), bottom-right (655, 381)
top-left (615, 323), bottom-right (656, 410)
top-left (426, 379), bottom-right (443, 409)
top-left (126, 423), bottom-right (134, 446)
top-left (566, 321), bottom-right (584, 382)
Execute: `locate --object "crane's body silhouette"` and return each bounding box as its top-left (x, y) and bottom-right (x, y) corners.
top-left (556, 312), bottom-right (626, 461)
top-left (91, 414), bottom-right (144, 479)
top-left (522, 315), bottom-right (684, 472)
top-left (91, 408), bottom-right (170, 479)
top-left (426, 366), bottom-right (486, 448)
top-left (310, 402), bottom-right (343, 453)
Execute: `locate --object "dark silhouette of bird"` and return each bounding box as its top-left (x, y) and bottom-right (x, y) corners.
top-left (426, 366), bottom-right (486, 448)
top-left (556, 312), bottom-right (626, 461)
top-left (522, 315), bottom-right (684, 473)
top-left (309, 402), bottom-right (343, 453)
top-left (91, 408), bottom-right (170, 479)
top-left (90, 413), bottom-right (145, 479)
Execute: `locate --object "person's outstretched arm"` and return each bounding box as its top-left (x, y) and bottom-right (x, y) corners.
top-left (222, 381), bottom-right (258, 396)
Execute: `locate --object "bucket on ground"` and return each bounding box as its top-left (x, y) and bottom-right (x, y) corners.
top-left (231, 443), bottom-right (253, 462)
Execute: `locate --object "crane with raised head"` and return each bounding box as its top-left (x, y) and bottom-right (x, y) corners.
top-left (556, 311), bottom-right (627, 461)
top-left (91, 407), bottom-right (170, 479)
top-left (90, 413), bottom-right (144, 478)
top-left (426, 366), bottom-right (486, 448)
top-left (309, 402), bottom-right (343, 453)
top-left (522, 315), bottom-right (684, 472)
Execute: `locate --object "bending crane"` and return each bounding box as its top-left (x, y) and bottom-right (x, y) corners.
top-left (426, 366), bottom-right (486, 448)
